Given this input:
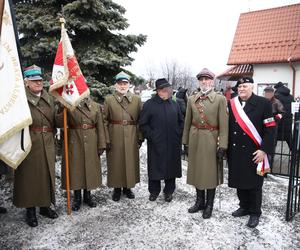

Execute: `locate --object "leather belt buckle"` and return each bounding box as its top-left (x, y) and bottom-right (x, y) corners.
top-left (42, 126), bottom-right (48, 133)
top-left (122, 120), bottom-right (128, 126)
top-left (82, 124), bottom-right (88, 129)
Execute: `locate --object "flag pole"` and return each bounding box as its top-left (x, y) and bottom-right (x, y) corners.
top-left (0, 0), bottom-right (4, 35)
top-left (63, 107), bottom-right (71, 215)
top-left (60, 17), bottom-right (71, 215)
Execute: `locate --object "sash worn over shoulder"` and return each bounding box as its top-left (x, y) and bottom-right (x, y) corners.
top-left (230, 96), bottom-right (271, 176)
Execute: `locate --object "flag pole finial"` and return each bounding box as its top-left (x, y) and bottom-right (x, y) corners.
top-left (59, 18), bottom-right (66, 25)
top-left (59, 17), bottom-right (65, 30)
top-left (60, 4), bottom-right (65, 27)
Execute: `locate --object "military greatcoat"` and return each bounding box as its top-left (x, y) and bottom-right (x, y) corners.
top-left (182, 90), bottom-right (228, 189)
top-left (103, 92), bottom-right (142, 188)
top-left (14, 88), bottom-right (57, 208)
top-left (60, 98), bottom-right (106, 191)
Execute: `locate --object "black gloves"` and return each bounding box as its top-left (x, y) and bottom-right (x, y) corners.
top-left (106, 143), bottom-right (112, 151)
top-left (217, 147), bottom-right (226, 160)
top-left (98, 149), bottom-right (104, 156)
top-left (183, 145), bottom-right (188, 156)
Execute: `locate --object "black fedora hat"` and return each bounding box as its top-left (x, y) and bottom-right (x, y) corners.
top-left (154, 78), bottom-right (171, 90)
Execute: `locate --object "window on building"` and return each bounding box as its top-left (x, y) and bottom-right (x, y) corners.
top-left (257, 83), bottom-right (288, 96)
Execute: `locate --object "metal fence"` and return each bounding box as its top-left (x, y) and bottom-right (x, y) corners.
top-left (270, 117), bottom-right (293, 176)
top-left (285, 112), bottom-right (300, 221)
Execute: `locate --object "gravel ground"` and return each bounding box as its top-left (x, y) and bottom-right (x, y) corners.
top-left (0, 144), bottom-right (299, 250)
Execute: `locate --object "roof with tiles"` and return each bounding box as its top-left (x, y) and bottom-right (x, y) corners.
top-left (227, 3), bottom-right (300, 65)
top-left (218, 64), bottom-right (253, 78)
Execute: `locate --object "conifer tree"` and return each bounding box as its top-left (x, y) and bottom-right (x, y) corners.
top-left (13, 0), bottom-right (146, 93)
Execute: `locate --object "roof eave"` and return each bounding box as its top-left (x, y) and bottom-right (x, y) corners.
top-left (227, 58), bottom-right (300, 65)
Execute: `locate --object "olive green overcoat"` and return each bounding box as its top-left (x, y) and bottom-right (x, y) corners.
top-left (59, 98), bottom-right (106, 191)
top-left (182, 91), bottom-right (228, 189)
top-left (13, 88), bottom-right (56, 208)
top-left (103, 92), bottom-right (142, 188)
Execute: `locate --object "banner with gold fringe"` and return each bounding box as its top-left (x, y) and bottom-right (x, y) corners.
top-left (49, 18), bottom-right (89, 110)
top-left (0, 0), bottom-right (32, 169)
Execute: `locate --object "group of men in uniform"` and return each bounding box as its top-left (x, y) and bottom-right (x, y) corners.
top-left (7, 66), bottom-right (143, 227)
top-left (1, 65), bottom-right (276, 229)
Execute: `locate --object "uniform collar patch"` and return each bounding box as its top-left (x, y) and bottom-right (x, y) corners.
top-left (195, 90), bottom-right (216, 103)
top-left (114, 92), bottom-right (133, 103)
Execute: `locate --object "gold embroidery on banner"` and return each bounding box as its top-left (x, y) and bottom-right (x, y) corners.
top-left (0, 42), bottom-right (23, 115)
top-left (2, 10), bottom-right (11, 26)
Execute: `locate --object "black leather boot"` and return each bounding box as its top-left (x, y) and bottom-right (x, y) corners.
top-left (232, 207), bottom-right (249, 217)
top-left (26, 207), bottom-right (38, 227)
top-left (40, 207), bottom-right (58, 219)
top-left (202, 189), bottom-right (215, 219)
top-left (149, 193), bottom-right (159, 201)
top-left (247, 215), bottom-right (260, 228)
top-left (83, 189), bottom-right (96, 207)
top-left (123, 188), bottom-right (135, 199)
top-left (72, 190), bottom-right (82, 211)
top-left (188, 188), bottom-right (205, 213)
top-left (0, 206), bottom-right (7, 214)
top-left (164, 193), bottom-right (173, 202)
top-left (112, 188), bottom-right (121, 202)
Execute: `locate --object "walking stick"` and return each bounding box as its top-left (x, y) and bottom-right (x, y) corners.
top-left (63, 107), bottom-right (71, 215)
top-left (217, 155), bottom-right (224, 210)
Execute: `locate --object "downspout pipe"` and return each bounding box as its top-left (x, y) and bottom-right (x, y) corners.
top-left (288, 56), bottom-right (296, 97)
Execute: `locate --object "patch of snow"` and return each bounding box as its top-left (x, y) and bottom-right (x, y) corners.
top-left (0, 143), bottom-right (299, 249)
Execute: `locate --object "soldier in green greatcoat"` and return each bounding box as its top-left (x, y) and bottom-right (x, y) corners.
top-left (182, 68), bottom-right (228, 219)
top-left (13, 65), bottom-right (58, 227)
top-left (103, 72), bottom-right (143, 201)
top-left (58, 96), bottom-right (107, 212)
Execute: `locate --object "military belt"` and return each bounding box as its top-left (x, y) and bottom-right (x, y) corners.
top-left (30, 126), bottom-right (53, 133)
top-left (109, 120), bottom-right (137, 126)
top-left (192, 121), bottom-right (218, 131)
top-left (69, 124), bottom-right (96, 130)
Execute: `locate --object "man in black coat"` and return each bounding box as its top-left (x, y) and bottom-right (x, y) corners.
top-left (264, 86), bottom-right (285, 165)
top-left (175, 87), bottom-right (188, 157)
top-left (139, 78), bottom-right (184, 202)
top-left (175, 87), bottom-right (188, 117)
top-left (227, 77), bottom-right (275, 228)
top-left (274, 82), bottom-right (294, 149)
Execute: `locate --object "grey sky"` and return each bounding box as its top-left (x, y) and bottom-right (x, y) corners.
top-left (115, 0), bottom-right (300, 79)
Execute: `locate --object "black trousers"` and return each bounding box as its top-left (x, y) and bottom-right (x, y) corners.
top-left (148, 178), bottom-right (175, 195)
top-left (237, 188), bottom-right (262, 216)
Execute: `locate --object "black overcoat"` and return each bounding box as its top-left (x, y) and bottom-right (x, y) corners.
top-left (139, 95), bottom-right (183, 180)
top-left (227, 94), bottom-right (275, 189)
top-left (274, 85), bottom-right (294, 142)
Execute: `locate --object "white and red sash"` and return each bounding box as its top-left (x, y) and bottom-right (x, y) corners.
top-left (230, 96), bottom-right (271, 176)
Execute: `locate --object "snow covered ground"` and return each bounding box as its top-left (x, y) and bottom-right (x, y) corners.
top-left (0, 144), bottom-right (299, 249)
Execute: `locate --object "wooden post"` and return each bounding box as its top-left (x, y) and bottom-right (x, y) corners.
top-left (63, 107), bottom-right (71, 215)
top-left (0, 0), bottom-right (5, 35)
top-left (60, 16), bottom-right (71, 215)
